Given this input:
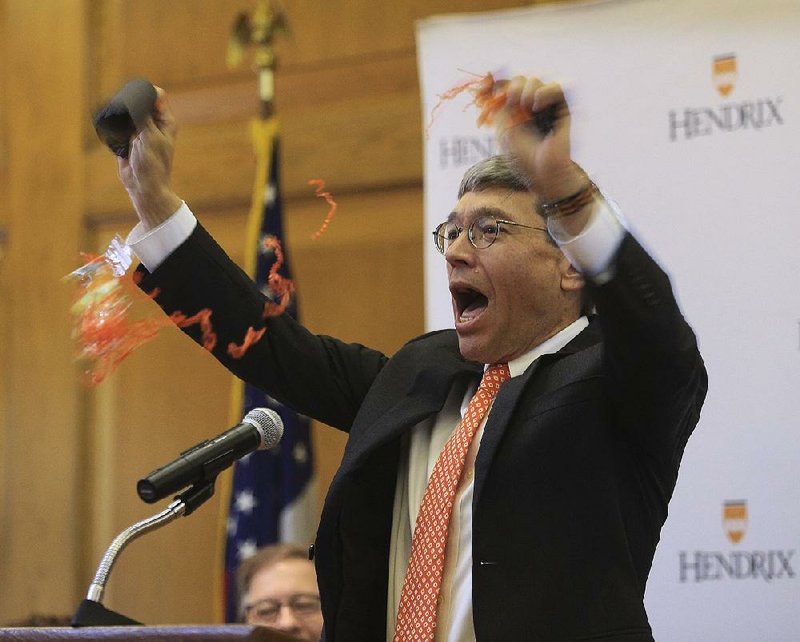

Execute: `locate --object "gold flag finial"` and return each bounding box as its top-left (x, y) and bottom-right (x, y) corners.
top-left (227, 0), bottom-right (288, 117)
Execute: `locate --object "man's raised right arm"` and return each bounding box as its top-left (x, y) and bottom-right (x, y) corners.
top-left (116, 89), bottom-right (387, 431)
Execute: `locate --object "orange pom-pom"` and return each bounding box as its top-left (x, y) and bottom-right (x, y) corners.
top-left (69, 257), bottom-right (172, 385)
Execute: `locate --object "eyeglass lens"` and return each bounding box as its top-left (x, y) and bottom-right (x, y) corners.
top-left (435, 215), bottom-right (502, 253)
top-left (247, 594), bottom-right (321, 623)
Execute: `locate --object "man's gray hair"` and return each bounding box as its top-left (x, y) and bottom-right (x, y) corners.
top-left (457, 154), bottom-right (534, 199)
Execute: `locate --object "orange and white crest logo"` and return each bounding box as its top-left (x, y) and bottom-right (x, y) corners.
top-left (723, 500), bottom-right (747, 544)
top-left (713, 54), bottom-right (737, 97)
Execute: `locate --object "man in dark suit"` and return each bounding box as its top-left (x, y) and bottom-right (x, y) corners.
top-left (119, 76), bottom-right (706, 641)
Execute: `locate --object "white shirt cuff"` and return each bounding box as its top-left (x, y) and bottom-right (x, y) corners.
top-left (126, 202), bottom-right (197, 272)
top-left (547, 195), bottom-right (627, 285)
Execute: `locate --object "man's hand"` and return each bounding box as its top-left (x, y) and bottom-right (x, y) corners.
top-left (117, 87), bottom-right (183, 230)
top-left (490, 76), bottom-right (586, 202)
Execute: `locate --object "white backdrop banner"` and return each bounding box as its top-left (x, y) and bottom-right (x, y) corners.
top-left (416, 1), bottom-right (799, 640)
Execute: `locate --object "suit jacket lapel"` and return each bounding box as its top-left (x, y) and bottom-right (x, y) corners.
top-left (473, 319), bottom-right (602, 507)
top-left (473, 359), bottom-right (540, 508)
top-left (339, 336), bottom-right (482, 475)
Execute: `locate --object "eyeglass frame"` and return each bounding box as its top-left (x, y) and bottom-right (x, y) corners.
top-left (432, 214), bottom-right (549, 255)
top-left (242, 593), bottom-right (322, 624)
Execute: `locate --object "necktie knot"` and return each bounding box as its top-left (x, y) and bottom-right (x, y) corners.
top-left (480, 363), bottom-right (510, 394)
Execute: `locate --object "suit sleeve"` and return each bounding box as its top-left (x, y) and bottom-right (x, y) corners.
top-left (135, 223), bottom-right (388, 432)
top-left (590, 233), bottom-right (708, 479)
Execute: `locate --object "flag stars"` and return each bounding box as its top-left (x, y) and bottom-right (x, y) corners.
top-left (238, 539), bottom-right (258, 561)
top-left (235, 489), bottom-right (258, 515)
top-left (264, 182), bottom-right (277, 205)
top-left (293, 442), bottom-right (309, 465)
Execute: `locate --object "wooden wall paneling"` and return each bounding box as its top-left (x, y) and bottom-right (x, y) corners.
top-left (0, 0), bottom-right (89, 623)
top-left (115, 0), bottom-right (536, 75)
top-left (116, 0), bottom-right (256, 90)
top-left (85, 52), bottom-right (423, 219)
top-left (87, 0), bottom-right (126, 112)
top-left (0, 1), bottom-right (9, 560)
top-left (0, 0), bottom-right (7, 185)
top-left (82, 219), bottom-right (240, 624)
top-left (86, 303), bottom-right (235, 624)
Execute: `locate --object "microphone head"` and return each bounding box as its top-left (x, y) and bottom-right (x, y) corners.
top-left (243, 408), bottom-right (284, 450)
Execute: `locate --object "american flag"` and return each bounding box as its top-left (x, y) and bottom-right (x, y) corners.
top-left (222, 129), bottom-right (317, 622)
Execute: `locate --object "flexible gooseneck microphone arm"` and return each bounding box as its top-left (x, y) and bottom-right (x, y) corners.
top-left (73, 481), bottom-right (215, 626)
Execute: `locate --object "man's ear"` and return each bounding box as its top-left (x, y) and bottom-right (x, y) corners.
top-left (561, 263), bottom-right (585, 293)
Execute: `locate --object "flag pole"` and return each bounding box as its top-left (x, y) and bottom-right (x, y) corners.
top-left (214, 1), bottom-right (287, 622)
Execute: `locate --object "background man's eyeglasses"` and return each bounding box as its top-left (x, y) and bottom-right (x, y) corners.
top-left (432, 215), bottom-right (548, 254)
top-left (243, 593), bottom-right (321, 624)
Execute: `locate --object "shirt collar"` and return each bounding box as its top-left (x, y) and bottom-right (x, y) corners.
top-left (501, 316), bottom-right (590, 378)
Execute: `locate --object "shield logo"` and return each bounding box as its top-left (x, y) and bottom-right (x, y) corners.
top-left (713, 54), bottom-right (737, 97)
top-left (723, 500), bottom-right (747, 544)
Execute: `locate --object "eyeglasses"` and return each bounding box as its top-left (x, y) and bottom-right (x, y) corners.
top-left (243, 593), bottom-right (321, 625)
top-left (432, 215), bottom-right (548, 254)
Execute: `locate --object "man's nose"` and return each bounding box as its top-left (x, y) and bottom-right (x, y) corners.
top-left (272, 604), bottom-right (302, 632)
top-left (445, 230), bottom-right (476, 265)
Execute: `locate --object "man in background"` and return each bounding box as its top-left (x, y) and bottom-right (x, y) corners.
top-left (237, 543), bottom-right (323, 642)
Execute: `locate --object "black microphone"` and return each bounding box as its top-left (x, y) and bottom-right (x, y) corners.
top-left (137, 408), bottom-right (283, 503)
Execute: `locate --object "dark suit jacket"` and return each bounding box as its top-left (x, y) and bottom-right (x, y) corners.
top-left (138, 224), bottom-right (707, 642)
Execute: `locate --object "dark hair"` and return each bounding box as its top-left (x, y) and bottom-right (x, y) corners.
top-left (458, 155), bottom-right (594, 316)
top-left (235, 542), bottom-right (312, 619)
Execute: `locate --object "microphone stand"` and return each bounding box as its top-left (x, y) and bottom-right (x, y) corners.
top-left (72, 480), bottom-right (216, 626)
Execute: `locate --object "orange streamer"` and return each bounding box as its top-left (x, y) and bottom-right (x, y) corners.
top-left (170, 308), bottom-right (217, 352)
top-left (70, 257), bottom-right (173, 385)
top-left (308, 179), bottom-right (338, 240)
top-left (69, 241), bottom-right (282, 381)
top-left (227, 326), bottom-right (267, 359)
top-left (131, 271), bottom-right (161, 300)
top-left (425, 73), bottom-right (487, 138)
top-left (72, 224), bottom-right (304, 378)
top-left (261, 235), bottom-right (295, 318)
top-left (426, 71), bottom-right (531, 136)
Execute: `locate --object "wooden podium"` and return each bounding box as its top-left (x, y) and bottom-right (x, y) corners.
top-left (0, 625), bottom-right (304, 641)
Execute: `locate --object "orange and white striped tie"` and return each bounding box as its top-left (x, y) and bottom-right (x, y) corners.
top-left (394, 363), bottom-right (511, 642)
